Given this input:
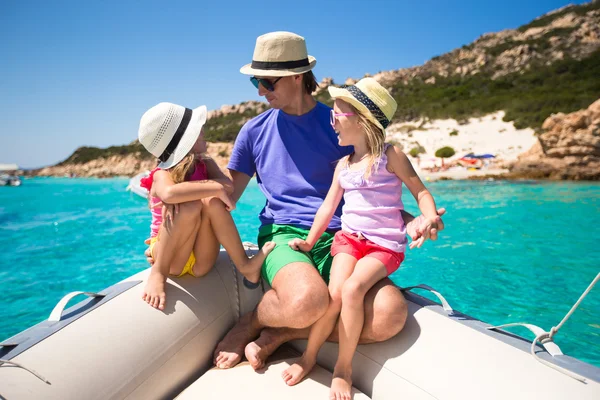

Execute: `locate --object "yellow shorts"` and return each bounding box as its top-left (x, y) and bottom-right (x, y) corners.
top-left (149, 236), bottom-right (197, 277)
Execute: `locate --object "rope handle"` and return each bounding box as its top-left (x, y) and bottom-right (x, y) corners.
top-left (489, 272), bottom-right (599, 383)
top-left (48, 291), bottom-right (105, 322)
top-left (0, 359), bottom-right (50, 384)
top-left (401, 284), bottom-right (454, 314)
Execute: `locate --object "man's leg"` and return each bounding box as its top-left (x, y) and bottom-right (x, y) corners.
top-left (214, 261), bottom-right (329, 369)
top-left (247, 277), bottom-right (408, 366)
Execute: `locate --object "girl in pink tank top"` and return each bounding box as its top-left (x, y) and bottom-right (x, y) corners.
top-left (282, 79), bottom-right (442, 399)
top-left (137, 102), bottom-right (274, 311)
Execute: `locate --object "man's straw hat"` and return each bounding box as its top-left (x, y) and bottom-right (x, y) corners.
top-left (240, 31), bottom-right (316, 77)
top-left (328, 78), bottom-right (397, 132)
top-left (138, 102), bottom-right (207, 169)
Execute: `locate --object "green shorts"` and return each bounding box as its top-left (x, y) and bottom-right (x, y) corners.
top-left (257, 224), bottom-right (336, 285)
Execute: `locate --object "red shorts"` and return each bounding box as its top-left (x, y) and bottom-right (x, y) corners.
top-left (330, 231), bottom-right (405, 275)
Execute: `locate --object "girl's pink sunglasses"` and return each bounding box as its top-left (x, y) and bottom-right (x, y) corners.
top-left (330, 109), bottom-right (355, 127)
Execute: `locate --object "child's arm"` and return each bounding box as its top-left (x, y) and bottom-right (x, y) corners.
top-left (386, 146), bottom-right (439, 247)
top-left (152, 169), bottom-right (230, 205)
top-left (289, 162), bottom-right (345, 252)
top-left (204, 157), bottom-right (234, 195)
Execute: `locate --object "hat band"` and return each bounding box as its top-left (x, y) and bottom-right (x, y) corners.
top-left (343, 85), bottom-right (390, 129)
top-left (251, 58), bottom-right (309, 71)
top-left (159, 108), bottom-right (192, 163)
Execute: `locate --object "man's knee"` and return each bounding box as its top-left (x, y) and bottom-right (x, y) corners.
top-left (365, 280), bottom-right (408, 342)
top-left (288, 286), bottom-right (329, 327)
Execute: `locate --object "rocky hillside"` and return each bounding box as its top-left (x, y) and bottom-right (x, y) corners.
top-left (35, 142), bottom-right (234, 178)
top-left (510, 98), bottom-right (600, 180)
top-left (33, 1), bottom-right (600, 178)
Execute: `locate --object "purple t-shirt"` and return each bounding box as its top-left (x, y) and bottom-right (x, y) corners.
top-left (228, 102), bottom-right (353, 230)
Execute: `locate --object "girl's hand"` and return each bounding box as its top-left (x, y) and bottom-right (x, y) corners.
top-left (408, 216), bottom-right (438, 249)
top-left (161, 203), bottom-right (179, 224)
top-left (288, 238), bottom-right (313, 252)
top-left (218, 189), bottom-right (235, 212)
top-left (144, 238), bottom-right (154, 265)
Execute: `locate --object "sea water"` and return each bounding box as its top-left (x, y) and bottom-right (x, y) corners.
top-left (0, 177), bottom-right (598, 367)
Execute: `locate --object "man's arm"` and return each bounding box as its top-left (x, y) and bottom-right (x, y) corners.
top-left (229, 169), bottom-right (252, 204)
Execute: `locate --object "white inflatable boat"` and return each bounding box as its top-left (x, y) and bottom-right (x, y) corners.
top-left (126, 171), bottom-right (150, 199)
top-left (1, 247), bottom-right (599, 399)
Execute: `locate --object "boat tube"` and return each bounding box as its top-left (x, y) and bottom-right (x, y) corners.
top-left (1, 247), bottom-right (599, 399)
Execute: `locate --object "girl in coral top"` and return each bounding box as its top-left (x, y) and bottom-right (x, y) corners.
top-left (138, 102), bottom-right (274, 310)
top-left (282, 79), bottom-right (440, 399)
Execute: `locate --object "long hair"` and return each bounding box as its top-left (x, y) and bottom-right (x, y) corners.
top-left (167, 153), bottom-right (198, 183)
top-left (303, 71), bottom-right (318, 95)
top-left (346, 104), bottom-right (386, 180)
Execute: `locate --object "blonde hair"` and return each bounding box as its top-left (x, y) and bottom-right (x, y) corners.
top-left (168, 153), bottom-right (198, 183)
top-left (342, 103), bottom-right (386, 180)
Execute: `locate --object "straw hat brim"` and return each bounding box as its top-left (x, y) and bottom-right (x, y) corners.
top-left (158, 105), bottom-right (207, 170)
top-left (240, 56), bottom-right (316, 77)
top-left (328, 86), bottom-right (386, 132)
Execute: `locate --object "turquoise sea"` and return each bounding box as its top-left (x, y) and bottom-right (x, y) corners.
top-left (1, 177), bottom-right (599, 367)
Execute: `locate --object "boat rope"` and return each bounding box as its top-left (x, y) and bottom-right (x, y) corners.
top-left (530, 272), bottom-right (599, 383)
top-left (0, 359), bottom-right (50, 384)
top-left (489, 272), bottom-right (599, 383)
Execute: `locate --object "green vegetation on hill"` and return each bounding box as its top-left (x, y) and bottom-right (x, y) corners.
top-left (203, 108), bottom-right (261, 142)
top-left (517, 1), bottom-right (600, 32)
top-left (58, 142), bottom-right (153, 165)
top-left (390, 49), bottom-right (600, 130)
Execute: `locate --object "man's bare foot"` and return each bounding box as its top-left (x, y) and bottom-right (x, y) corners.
top-left (330, 367), bottom-right (353, 400)
top-left (239, 241), bottom-right (276, 284)
top-left (282, 354), bottom-right (316, 386)
top-left (213, 312), bottom-right (259, 369)
top-left (142, 272), bottom-right (167, 310)
top-left (244, 327), bottom-right (284, 370)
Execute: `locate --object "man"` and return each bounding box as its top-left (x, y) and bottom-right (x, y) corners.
top-left (213, 31), bottom-right (445, 370)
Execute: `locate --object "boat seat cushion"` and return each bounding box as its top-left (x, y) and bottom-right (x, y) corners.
top-left (176, 349), bottom-right (370, 399)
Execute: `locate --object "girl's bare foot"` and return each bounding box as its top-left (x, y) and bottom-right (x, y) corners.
top-left (282, 354), bottom-right (316, 386)
top-left (239, 241), bottom-right (276, 284)
top-left (330, 368), bottom-right (353, 400)
top-left (142, 272), bottom-right (167, 310)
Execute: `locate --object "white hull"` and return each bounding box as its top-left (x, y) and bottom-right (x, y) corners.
top-left (1, 248), bottom-right (599, 399)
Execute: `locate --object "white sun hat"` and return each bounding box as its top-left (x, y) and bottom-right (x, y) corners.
top-left (240, 31), bottom-right (316, 77)
top-left (138, 102), bottom-right (207, 169)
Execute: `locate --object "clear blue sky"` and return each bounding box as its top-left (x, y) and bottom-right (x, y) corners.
top-left (0, 0), bottom-right (587, 168)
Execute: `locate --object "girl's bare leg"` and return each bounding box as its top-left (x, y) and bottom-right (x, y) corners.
top-left (143, 200), bottom-right (203, 310)
top-left (202, 197), bottom-right (275, 283)
top-left (191, 202), bottom-right (220, 277)
top-left (281, 254), bottom-right (357, 386)
top-left (331, 257), bottom-right (388, 400)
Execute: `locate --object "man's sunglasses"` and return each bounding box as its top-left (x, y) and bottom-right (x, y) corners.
top-left (250, 76), bottom-right (282, 92)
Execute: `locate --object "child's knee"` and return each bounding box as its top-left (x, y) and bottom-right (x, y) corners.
top-left (178, 200), bottom-right (203, 218)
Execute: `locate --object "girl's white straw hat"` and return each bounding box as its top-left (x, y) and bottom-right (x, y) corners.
top-left (328, 77), bottom-right (397, 132)
top-left (240, 31), bottom-right (316, 77)
top-left (138, 102), bottom-right (207, 169)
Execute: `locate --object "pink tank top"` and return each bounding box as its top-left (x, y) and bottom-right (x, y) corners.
top-left (140, 160), bottom-right (208, 237)
top-left (339, 144), bottom-right (407, 253)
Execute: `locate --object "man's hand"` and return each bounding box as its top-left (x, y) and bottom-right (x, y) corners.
top-left (288, 238), bottom-right (313, 252)
top-left (406, 208), bottom-right (446, 249)
top-left (218, 189), bottom-right (235, 211)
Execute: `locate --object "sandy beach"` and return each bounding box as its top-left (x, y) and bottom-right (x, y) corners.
top-left (387, 111), bottom-right (538, 180)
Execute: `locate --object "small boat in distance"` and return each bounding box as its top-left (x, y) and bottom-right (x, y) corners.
top-left (0, 163), bottom-right (22, 187)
